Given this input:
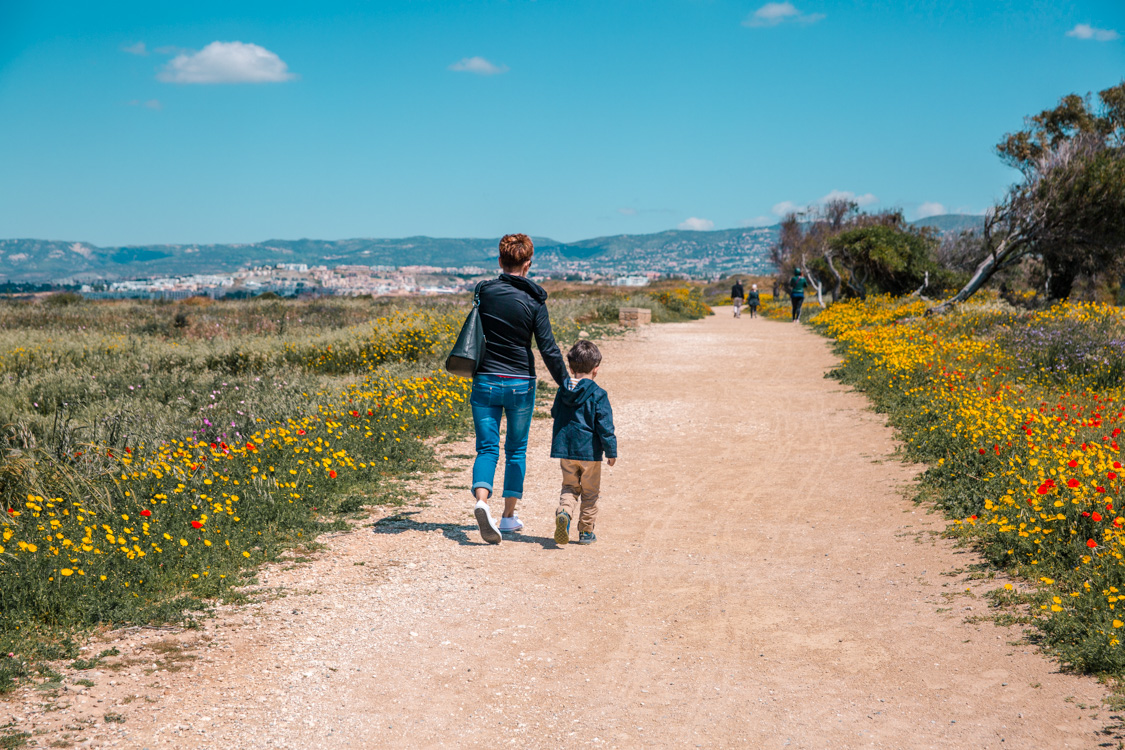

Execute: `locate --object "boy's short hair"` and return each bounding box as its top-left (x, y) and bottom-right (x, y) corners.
top-left (498, 234), bottom-right (534, 271)
top-left (567, 340), bottom-right (602, 374)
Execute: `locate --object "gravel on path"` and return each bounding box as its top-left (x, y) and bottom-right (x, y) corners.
top-left (3, 314), bottom-right (1114, 749)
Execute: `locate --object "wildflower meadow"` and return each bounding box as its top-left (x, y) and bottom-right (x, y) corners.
top-left (815, 295), bottom-right (1125, 675)
top-left (0, 287), bottom-right (708, 691)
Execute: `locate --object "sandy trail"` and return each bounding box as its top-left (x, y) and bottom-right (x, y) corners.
top-left (8, 314), bottom-right (1113, 749)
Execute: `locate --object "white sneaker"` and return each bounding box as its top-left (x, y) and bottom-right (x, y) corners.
top-left (498, 513), bottom-right (524, 533)
top-left (474, 500), bottom-right (502, 545)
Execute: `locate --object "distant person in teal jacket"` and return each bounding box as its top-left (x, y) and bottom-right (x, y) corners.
top-left (551, 340), bottom-right (617, 546)
top-left (789, 269), bottom-right (807, 322)
top-left (746, 284), bottom-right (760, 318)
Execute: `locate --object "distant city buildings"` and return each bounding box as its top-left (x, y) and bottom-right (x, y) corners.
top-left (74, 229), bottom-right (776, 300)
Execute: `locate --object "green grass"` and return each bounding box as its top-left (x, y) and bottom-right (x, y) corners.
top-left (0, 289), bottom-right (708, 693)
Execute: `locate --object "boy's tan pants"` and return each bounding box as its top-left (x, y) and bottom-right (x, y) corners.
top-left (557, 459), bottom-right (601, 532)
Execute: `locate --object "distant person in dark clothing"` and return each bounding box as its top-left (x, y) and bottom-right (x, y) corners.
top-left (731, 278), bottom-right (744, 318)
top-left (790, 269), bottom-right (807, 322)
top-left (470, 233), bottom-right (569, 544)
top-left (772, 279), bottom-right (780, 304)
top-left (746, 284), bottom-right (760, 318)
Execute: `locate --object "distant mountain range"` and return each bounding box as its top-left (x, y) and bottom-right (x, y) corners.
top-left (0, 215), bottom-right (984, 283)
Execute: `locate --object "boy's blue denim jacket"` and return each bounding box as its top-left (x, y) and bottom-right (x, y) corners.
top-left (550, 377), bottom-right (617, 461)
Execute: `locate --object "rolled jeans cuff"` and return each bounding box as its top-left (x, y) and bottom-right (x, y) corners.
top-left (471, 481), bottom-right (493, 498)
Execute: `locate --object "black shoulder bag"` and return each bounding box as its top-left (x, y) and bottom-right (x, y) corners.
top-left (444, 281), bottom-right (487, 379)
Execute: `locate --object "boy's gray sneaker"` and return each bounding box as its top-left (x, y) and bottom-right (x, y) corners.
top-left (554, 511), bottom-right (571, 545)
top-left (576, 531), bottom-right (596, 545)
top-left (474, 500), bottom-right (502, 545)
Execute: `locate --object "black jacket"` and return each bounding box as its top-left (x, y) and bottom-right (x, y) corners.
top-left (476, 274), bottom-right (568, 386)
top-left (731, 282), bottom-right (744, 300)
top-left (550, 378), bottom-right (617, 461)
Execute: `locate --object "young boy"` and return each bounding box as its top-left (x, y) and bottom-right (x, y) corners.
top-left (551, 340), bottom-right (617, 545)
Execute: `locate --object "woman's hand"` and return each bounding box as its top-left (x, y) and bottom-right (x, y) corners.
top-left (607, 458), bottom-right (616, 467)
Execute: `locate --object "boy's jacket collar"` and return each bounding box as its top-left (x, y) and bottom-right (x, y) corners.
top-left (558, 377), bottom-right (599, 406)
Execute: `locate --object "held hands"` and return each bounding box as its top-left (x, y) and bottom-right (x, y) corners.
top-left (607, 458), bottom-right (616, 467)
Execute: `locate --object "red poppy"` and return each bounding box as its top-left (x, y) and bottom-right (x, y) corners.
top-left (350, 410), bottom-right (359, 418)
top-left (329, 470), bottom-right (337, 479)
top-left (1093, 512), bottom-right (1103, 522)
top-left (1110, 472), bottom-right (1118, 480)
top-left (1083, 512), bottom-right (1091, 518)
top-left (367, 410), bottom-right (373, 417)
top-left (1067, 478), bottom-right (1081, 488)
top-left (1098, 486), bottom-right (1107, 493)
top-left (1117, 462), bottom-right (1123, 469)
top-left (1087, 539), bottom-right (1098, 549)
top-left (246, 442), bottom-right (256, 451)
top-left (297, 429), bottom-right (306, 435)
top-left (6, 508), bottom-right (14, 515)
top-left (140, 509), bottom-right (152, 517)
top-left (970, 515), bottom-right (978, 520)
top-left (978, 448), bottom-right (986, 455)
top-left (191, 520), bottom-right (203, 529)
top-left (1037, 484), bottom-right (1051, 495)
top-left (1068, 460), bottom-right (1079, 468)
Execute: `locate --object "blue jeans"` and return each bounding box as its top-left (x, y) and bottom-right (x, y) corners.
top-left (471, 374), bottom-right (537, 499)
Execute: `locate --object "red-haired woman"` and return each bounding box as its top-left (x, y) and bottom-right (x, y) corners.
top-left (470, 234), bottom-right (568, 544)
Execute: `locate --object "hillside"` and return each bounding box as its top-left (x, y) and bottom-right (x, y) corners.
top-left (0, 229), bottom-right (779, 283)
top-left (0, 215), bottom-right (982, 283)
top-left (911, 213), bottom-right (985, 233)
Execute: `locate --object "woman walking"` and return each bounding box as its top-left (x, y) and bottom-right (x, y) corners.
top-left (470, 234), bottom-right (569, 544)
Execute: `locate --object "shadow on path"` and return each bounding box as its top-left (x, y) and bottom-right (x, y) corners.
top-left (372, 511), bottom-right (559, 549)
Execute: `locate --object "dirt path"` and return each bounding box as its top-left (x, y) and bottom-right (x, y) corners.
top-left (6, 314), bottom-right (1114, 749)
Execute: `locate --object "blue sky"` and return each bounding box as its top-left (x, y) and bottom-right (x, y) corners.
top-left (0, 0), bottom-right (1122, 246)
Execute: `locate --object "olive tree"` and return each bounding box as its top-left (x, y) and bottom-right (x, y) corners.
top-left (930, 82), bottom-right (1125, 312)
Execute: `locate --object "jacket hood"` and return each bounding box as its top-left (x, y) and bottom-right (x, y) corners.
top-left (558, 377), bottom-right (599, 406)
top-left (499, 273), bottom-right (548, 303)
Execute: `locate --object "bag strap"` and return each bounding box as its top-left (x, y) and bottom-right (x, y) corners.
top-left (472, 280), bottom-right (486, 307)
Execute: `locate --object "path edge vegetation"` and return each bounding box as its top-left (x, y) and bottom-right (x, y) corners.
top-left (0, 285), bottom-right (710, 701)
top-left (792, 294), bottom-right (1125, 697)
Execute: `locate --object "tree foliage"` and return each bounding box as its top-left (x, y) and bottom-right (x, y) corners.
top-left (770, 201), bottom-right (940, 303)
top-left (933, 81), bottom-right (1125, 310)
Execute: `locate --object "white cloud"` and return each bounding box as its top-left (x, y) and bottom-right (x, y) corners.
top-left (157, 41), bottom-right (297, 84)
top-left (771, 191), bottom-right (877, 218)
top-left (916, 202), bottom-right (947, 219)
top-left (1067, 24), bottom-right (1119, 42)
top-left (617, 207), bottom-right (638, 216)
top-left (678, 217), bottom-right (715, 231)
top-left (448, 57), bottom-right (509, 75)
top-left (771, 200), bottom-right (805, 216)
top-left (819, 189), bottom-right (878, 207)
top-left (122, 42), bottom-right (148, 56)
top-left (743, 2), bottom-right (825, 28)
